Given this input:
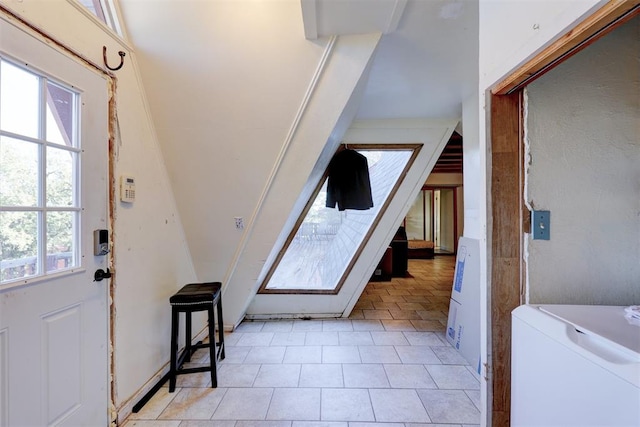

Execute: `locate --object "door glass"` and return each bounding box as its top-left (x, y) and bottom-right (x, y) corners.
top-left (262, 147), bottom-right (415, 293)
top-left (0, 58), bottom-right (81, 285)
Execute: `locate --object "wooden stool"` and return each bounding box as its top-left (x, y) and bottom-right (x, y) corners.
top-left (168, 282), bottom-right (225, 392)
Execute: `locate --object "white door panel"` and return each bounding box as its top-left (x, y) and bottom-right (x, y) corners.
top-left (0, 16), bottom-right (109, 427)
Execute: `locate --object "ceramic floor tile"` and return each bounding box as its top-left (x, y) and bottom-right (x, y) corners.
top-left (299, 364), bottom-right (344, 387)
top-left (211, 388), bottom-right (273, 420)
top-left (368, 389), bottom-right (430, 423)
top-left (370, 331), bottom-right (409, 346)
top-left (320, 388), bottom-right (374, 421)
top-left (244, 346), bottom-right (286, 363)
top-left (283, 346), bottom-right (322, 363)
top-left (123, 421), bottom-right (180, 427)
top-left (383, 364), bottom-right (437, 389)
top-left (425, 365), bottom-right (480, 389)
top-left (394, 346), bottom-right (441, 364)
top-left (362, 310), bottom-right (393, 320)
top-left (381, 320), bottom-right (416, 331)
top-left (262, 321), bottom-right (294, 332)
top-left (217, 363), bottom-right (260, 387)
top-left (346, 310), bottom-right (365, 319)
top-left (358, 346), bottom-right (401, 364)
top-left (350, 320), bottom-right (385, 331)
top-left (416, 389), bottom-right (480, 424)
top-left (410, 320), bottom-right (444, 331)
top-left (338, 331), bottom-right (374, 345)
top-left (416, 310), bottom-right (448, 321)
top-left (292, 422), bottom-right (347, 427)
top-left (128, 386), bottom-right (177, 420)
top-left (253, 363), bottom-right (301, 387)
top-left (432, 346), bottom-right (468, 364)
top-left (271, 332), bottom-right (307, 346)
top-left (174, 369), bottom-right (211, 388)
top-left (465, 389), bottom-right (481, 410)
top-left (403, 331), bottom-right (448, 346)
top-left (235, 322), bottom-right (265, 332)
top-left (266, 388), bottom-right (321, 420)
top-left (234, 422), bottom-right (291, 427)
top-left (218, 346), bottom-right (250, 364)
top-left (379, 295), bottom-right (408, 303)
top-left (322, 320), bottom-right (353, 331)
top-left (322, 346), bottom-right (361, 363)
top-left (292, 320), bottom-right (324, 331)
top-left (349, 423), bottom-right (404, 427)
top-left (236, 332), bottom-right (275, 347)
top-left (222, 332), bottom-right (242, 346)
top-left (158, 387), bottom-right (226, 420)
top-left (179, 421), bottom-right (235, 427)
top-left (342, 364), bottom-right (389, 388)
top-left (305, 331), bottom-right (339, 345)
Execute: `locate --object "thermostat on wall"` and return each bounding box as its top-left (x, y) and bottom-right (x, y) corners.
top-left (120, 175), bottom-right (136, 203)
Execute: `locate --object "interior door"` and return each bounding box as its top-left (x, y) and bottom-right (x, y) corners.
top-left (0, 18), bottom-right (109, 426)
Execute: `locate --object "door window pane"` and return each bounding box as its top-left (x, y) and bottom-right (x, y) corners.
top-left (0, 211), bottom-right (39, 281)
top-left (46, 146), bottom-right (75, 207)
top-left (0, 136), bottom-right (39, 207)
top-left (46, 82), bottom-right (76, 146)
top-left (46, 211), bottom-right (75, 273)
top-left (0, 60), bottom-right (39, 138)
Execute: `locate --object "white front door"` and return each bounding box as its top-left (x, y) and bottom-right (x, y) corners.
top-left (0, 18), bottom-right (109, 427)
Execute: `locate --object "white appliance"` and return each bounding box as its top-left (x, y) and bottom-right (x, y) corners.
top-left (511, 304), bottom-right (640, 427)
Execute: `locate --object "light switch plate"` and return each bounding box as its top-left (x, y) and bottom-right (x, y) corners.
top-left (532, 210), bottom-right (550, 240)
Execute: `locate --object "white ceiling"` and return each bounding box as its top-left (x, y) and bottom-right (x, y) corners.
top-left (302, 0), bottom-right (479, 119)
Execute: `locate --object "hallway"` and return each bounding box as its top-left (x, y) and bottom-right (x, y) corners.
top-left (123, 257), bottom-right (480, 426)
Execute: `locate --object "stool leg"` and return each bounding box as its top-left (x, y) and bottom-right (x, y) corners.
top-left (169, 306), bottom-right (179, 392)
top-left (216, 297), bottom-right (225, 360)
top-left (207, 304), bottom-right (217, 387)
top-left (185, 310), bottom-right (192, 362)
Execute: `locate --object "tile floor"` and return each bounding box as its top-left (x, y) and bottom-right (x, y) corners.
top-left (123, 257), bottom-right (480, 427)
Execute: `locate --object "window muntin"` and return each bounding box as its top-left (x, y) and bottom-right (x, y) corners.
top-left (0, 58), bottom-right (81, 284)
top-left (260, 145), bottom-right (419, 294)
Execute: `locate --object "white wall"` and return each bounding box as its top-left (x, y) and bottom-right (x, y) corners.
top-left (0, 0), bottom-right (197, 416)
top-left (525, 16), bottom-right (640, 304)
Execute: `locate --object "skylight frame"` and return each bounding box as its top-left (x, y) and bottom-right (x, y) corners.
top-left (258, 143), bottom-right (422, 295)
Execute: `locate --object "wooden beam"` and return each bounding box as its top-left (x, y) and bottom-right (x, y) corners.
top-left (493, 0), bottom-right (640, 94)
top-left (490, 92), bottom-right (523, 427)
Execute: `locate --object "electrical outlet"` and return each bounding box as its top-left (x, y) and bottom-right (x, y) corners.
top-left (234, 217), bottom-right (244, 230)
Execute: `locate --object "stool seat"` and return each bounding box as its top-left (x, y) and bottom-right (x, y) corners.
top-left (170, 282), bottom-right (221, 305)
top-left (169, 281), bottom-right (225, 392)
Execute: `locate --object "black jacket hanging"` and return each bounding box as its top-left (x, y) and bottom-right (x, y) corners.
top-left (325, 149), bottom-right (374, 211)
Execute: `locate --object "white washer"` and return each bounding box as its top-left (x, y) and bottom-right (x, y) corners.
top-left (511, 304), bottom-right (640, 427)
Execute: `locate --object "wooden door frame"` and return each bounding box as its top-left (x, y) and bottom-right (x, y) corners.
top-left (488, 1), bottom-right (639, 426)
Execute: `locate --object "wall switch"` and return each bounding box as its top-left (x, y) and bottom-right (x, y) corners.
top-left (234, 217), bottom-right (244, 230)
top-left (532, 210), bottom-right (550, 240)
